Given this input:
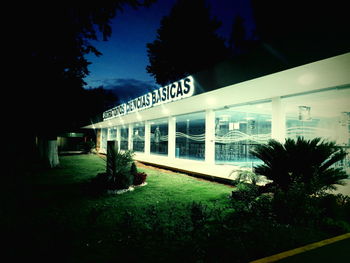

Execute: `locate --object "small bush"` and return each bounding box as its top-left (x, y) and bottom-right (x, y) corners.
top-left (80, 140), bottom-right (95, 153)
top-left (133, 172), bottom-right (147, 185)
top-left (231, 183), bottom-right (259, 202)
top-left (117, 170), bottom-right (134, 189)
top-left (232, 170), bottom-right (263, 186)
top-left (231, 183), bottom-right (260, 212)
top-left (106, 149), bottom-right (135, 190)
top-left (130, 162), bottom-right (138, 175)
top-left (320, 217), bottom-right (350, 235)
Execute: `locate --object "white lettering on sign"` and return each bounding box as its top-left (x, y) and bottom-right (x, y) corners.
top-left (103, 76), bottom-right (194, 120)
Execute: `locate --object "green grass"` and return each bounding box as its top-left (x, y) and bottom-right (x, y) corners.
top-left (3, 154), bottom-right (347, 263)
top-left (4, 154), bottom-right (234, 263)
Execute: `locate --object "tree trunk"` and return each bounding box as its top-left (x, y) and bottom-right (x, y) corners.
top-left (37, 137), bottom-right (60, 168)
top-left (47, 140), bottom-right (60, 168)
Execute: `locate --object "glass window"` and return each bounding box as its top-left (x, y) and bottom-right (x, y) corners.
top-left (283, 88), bottom-right (350, 173)
top-left (176, 112), bottom-right (205, 160)
top-left (133, 122), bottom-right (145, 152)
top-left (150, 118), bottom-right (168, 155)
top-left (108, 127), bottom-right (117, 141)
top-left (101, 128), bottom-right (108, 152)
top-left (120, 127), bottom-right (129, 150)
top-left (215, 102), bottom-right (272, 167)
top-left (283, 88), bottom-right (350, 144)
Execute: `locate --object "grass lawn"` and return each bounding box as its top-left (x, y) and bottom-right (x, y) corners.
top-left (3, 154), bottom-right (346, 263)
top-left (3, 154), bottom-right (234, 263)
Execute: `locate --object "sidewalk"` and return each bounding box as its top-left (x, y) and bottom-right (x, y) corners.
top-left (278, 235), bottom-right (350, 263)
top-left (250, 233), bottom-right (350, 263)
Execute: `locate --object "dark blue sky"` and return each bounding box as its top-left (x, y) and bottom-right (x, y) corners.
top-left (83, 0), bottom-right (255, 102)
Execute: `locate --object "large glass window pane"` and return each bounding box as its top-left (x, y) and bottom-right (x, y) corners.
top-left (215, 102), bottom-right (272, 167)
top-left (133, 122), bottom-right (145, 152)
top-left (176, 112), bottom-right (205, 160)
top-left (283, 88), bottom-right (350, 173)
top-left (150, 118), bottom-right (168, 155)
top-left (101, 128), bottom-right (108, 152)
top-left (120, 127), bottom-right (129, 150)
top-left (108, 127), bottom-right (117, 141)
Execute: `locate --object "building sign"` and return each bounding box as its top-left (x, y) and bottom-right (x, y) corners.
top-left (103, 76), bottom-right (194, 120)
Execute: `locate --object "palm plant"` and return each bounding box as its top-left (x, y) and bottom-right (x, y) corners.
top-left (250, 137), bottom-right (348, 194)
top-left (106, 141), bottom-right (135, 189)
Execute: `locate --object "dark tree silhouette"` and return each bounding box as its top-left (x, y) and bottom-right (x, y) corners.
top-left (146, 0), bottom-right (229, 86)
top-left (228, 15), bottom-right (246, 55)
top-left (82, 86), bottom-right (119, 125)
top-left (250, 0), bottom-right (350, 66)
top-left (7, 1), bottom-right (154, 168)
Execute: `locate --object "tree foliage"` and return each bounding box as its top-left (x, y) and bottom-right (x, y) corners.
top-left (82, 86), bottom-right (118, 124)
top-left (146, 0), bottom-right (229, 86)
top-left (250, 0), bottom-right (350, 65)
top-left (10, 1), bottom-right (154, 136)
top-left (228, 15), bottom-right (246, 55)
top-left (250, 137), bottom-right (348, 194)
top-left (5, 1), bottom-right (155, 170)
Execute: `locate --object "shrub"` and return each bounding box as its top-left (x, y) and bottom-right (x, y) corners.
top-left (133, 172), bottom-right (147, 185)
top-left (130, 162), bottom-right (138, 175)
top-left (90, 145), bottom-right (136, 193)
top-left (318, 193), bottom-right (350, 222)
top-left (232, 170), bottom-right (263, 186)
top-left (80, 140), bottom-right (95, 153)
top-left (250, 137), bottom-right (348, 195)
top-left (271, 183), bottom-right (322, 225)
top-left (107, 149), bottom-right (135, 190)
top-left (231, 183), bottom-right (260, 212)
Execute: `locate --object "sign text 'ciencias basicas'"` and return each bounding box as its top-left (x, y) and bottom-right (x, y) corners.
top-left (103, 76), bottom-right (194, 120)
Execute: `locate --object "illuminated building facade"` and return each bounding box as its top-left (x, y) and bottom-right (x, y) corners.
top-left (84, 53), bottom-right (350, 177)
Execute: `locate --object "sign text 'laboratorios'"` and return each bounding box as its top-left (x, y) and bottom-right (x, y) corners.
top-left (103, 76), bottom-right (194, 120)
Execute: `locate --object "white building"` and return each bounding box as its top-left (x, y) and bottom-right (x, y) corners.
top-left (84, 52), bottom-right (350, 187)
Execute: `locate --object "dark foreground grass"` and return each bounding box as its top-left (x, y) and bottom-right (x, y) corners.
top-left (2, 154), bottom-right (343, 263)
top-left (2, 154), bottom-right (234, 262)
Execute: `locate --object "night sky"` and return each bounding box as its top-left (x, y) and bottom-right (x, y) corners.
top-left (83, 0), bottom-right (255, 102)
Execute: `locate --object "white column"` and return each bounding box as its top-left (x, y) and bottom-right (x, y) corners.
top-left (128, 123), bottom-right (133, 150)
top-left (271, 97), bottom-right (286, 142)
top-left (106, 127), bottom-right (110, 141)
top-left (144, 121), bottom-right (150, 155)
top-left (205, 109), bottom-right (215, 164)
top-left (116, 126), bottom-right (121, 150)
top-left (168, 116), bottom-right (176, 159)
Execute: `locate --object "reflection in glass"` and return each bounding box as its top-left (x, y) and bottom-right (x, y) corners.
top-left (150, 119), bottom-right (168, 155)
top-left (108, 127), bottom-right (117, 141)
top-left (133, 123), bottom-right (145, 152)
top-left (215, 102), bottom-right (272, 167)
top-left (120, 127), bottom-right (129, 150)
top-left (176, 112), bottom-right (205, 160)
top-left (101, 128), bottom-right (108, 152)
top-left (283, 88), bottom-right (350, 173)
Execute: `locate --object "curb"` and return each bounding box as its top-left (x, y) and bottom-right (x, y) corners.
top-left (249, 232), bottom-right (350, 263)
